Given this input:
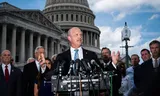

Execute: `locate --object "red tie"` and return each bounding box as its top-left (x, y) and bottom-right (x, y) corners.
top-left (5, 65), bottom-right (9, 82)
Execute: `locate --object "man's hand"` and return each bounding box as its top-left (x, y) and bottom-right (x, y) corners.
top-left (111, 51), bottom-right (120, 65)
top-left (38, 53), bottom-right (45, 66)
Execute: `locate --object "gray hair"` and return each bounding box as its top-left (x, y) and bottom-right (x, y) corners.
top-left (27, 57), bottom-right (35, 63)
top-left (68, 27), bottom-right (82, 36)
top-left (34, 46), bottom-right (44, 53)
top-left (1, 50), bottom-right (11, 55)
top-left (51, 54), bottom-right (57, 59)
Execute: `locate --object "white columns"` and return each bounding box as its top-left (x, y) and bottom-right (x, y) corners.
top-left (20, 28), bottom-right (25, 62)
top-left (37, 34), bottom-right (41, 46)
top-left (57, 40), bottom-right (60, 54)
top-left (91, 32), bottom-right (92, 46)
top-left (11, 26), bottom-right (17, 61)
top-left (51, 39), bottom-right (54, 58)
top-left (1, 24), bottom-right (7, 51)
top-left (86, 31), bottom-right (89, 45)
top-left (44, 36), bottom-right (48, 57)
top-left (29, 32), bottom-right (33, 57)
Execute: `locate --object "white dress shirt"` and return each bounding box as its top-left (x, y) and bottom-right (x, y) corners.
top-left (152, 57), bottom-right (160, 68)
top-left (2, 63), bottom-right (11, 75)
top-left (70, 46), bottom-right (83, 60)
top-left (35, 60), bottom-right (46, 73)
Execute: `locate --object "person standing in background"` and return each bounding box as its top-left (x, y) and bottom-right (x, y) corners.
top-left (0, 50), bottom-right (22, 96)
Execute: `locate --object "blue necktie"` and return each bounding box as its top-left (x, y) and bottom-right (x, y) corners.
top-left (73, 49), bottom-right (79, 74)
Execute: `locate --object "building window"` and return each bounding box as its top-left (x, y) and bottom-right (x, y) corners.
top-left (61, 14), bottom-right (63, 21)
top-left (66, 14), bottom-right (68, 21)
top-left (71, 14), bottom-right (73, 21)
top-left (56, 14), bottom-right (58, 21)
top-left (76, 15), bottom-right (78, 21)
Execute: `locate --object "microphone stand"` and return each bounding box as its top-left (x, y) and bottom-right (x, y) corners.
top-left (69, 62), bottom-right (74, 96)
top-left (56, 62), bottom-right (61, 96)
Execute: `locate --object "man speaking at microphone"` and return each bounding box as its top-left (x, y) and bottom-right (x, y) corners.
top-left (53, 27), bottom-right (102, 76)
top-left (52, 27), bottom-right (120, 95)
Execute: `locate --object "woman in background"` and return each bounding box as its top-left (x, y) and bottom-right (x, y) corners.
top-left (34, 57), bottom-right (53, 96)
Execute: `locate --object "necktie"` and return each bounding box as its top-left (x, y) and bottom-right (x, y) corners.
top-left (5, 65), bottom-right (9, 82)
top-left (155, 59), bottom-right (158, 68)
top-left (73, 49), bottom-right (79, 74)
top-left (74, 49), bottom-right (79, 61)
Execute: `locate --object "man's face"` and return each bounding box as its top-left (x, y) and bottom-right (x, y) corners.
top-left (1, 50), bottom-right (11, 64)
top-left (68, 28), bottom-right (83, 48)
top-left (101, 49), bottom-right (111, 60)
top-left (131, 55), bottom-right (140, 66)
top-left (150, 43), bottom-right (160, 58)
top-left (141, 50), bottom-right (151, 62)
top-left (35, 48), bottom-right (45, 60)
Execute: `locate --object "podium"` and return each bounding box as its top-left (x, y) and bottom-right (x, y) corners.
top-left (51, 72), bottom-right (110, 95)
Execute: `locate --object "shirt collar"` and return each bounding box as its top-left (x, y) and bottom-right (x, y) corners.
top-left (2, 63), bottom-right (11, 69)
top-left (152, 57), bottom-right (160, 61)
top-left (70, 46), bottom-right (82, 52)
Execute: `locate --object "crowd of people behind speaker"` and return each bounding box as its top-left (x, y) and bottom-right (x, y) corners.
top-left (0, 26), bottom-right (159, 96)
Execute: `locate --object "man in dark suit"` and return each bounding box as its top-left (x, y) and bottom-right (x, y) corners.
top-left (22, 46), bottom-right (49, 96)
top-left (134, 40), bottom-right (160, 96)
top-left (51, 27), bottom-right (120, 96)
top-left (0, 50), bottom-right (22, 96)
top-left (100, 47), bottom-right (121, 96)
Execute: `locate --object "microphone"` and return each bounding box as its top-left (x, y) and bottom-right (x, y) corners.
top-left (91, 59), bottom-right (104, 73)
top-left (91, 59), bottom-right (101, 68)
top-left (59, 60), bottom-right (66, 77)
top-left (81, 59), bottom-right (92, 72)
top-left (67, 60), bottom-right (74, 75)
top-left (74, 59), bottom-right (81, 75)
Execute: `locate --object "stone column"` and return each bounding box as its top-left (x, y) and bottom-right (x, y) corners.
top-left (86, 31), bottom-right (89, 46)
top-left (29, 32), bottom-right (33, 57)
top-left (68, 14), bottom-right (71, 21)
top-left (63, 14), bottom-right (66, 21)
top-left (78, 14), bottom-right (81, 22)
top-left (54, 14), bottom-right (56, 22)
top-left (51, 39), bottom-right (54, 57)
top-left (93, 33), bottom-right (95, 47)
top-left (44, 36), bottom-right (48, 57)
top-left (20, 28), bottom-right (25, 62)
top-left (91, 32), bottom-right (92, 46)
top-left (57, 40), bottom-right (60, 53)
top-left (98, 35), bottom-right (100, 48)
top-left (1, 24), bottom-right (7, 51)
top-left (11, 25), bottom-right (17, 61)
top-left (37, 34), bottom-right (41, 46)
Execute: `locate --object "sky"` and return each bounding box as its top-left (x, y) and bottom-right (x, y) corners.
top-left (1, 0), bottom-right (160, 63)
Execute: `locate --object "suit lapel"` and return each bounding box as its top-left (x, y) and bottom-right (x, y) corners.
top-left (0, 65), bottom-right (5, 81)
top-left (8, 65), bottom-right (15, 82)
top-left (82, 48), bottom-right (88, 59)
top-left (67, 49), bottom-right (72, 61)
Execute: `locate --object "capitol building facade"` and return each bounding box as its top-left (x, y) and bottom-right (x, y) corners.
top-left (0, 0), bottom-right (101, 65)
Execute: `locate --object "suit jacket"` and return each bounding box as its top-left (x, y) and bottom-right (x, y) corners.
top-left (53, 48), bottom-right (101, 76)
top-left (22, 61), bottom-right (49, 96)
top-left (0, 64), bottom-right (22, 96)
top-left (134, 58), bottom-right (160, 96)
top-left (102, 60), bottom-right (122, 96)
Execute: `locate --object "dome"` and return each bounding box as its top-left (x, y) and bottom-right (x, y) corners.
top-left (45, 0), bottom-right (89, 8)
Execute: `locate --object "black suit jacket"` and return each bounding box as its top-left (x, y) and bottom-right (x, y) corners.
top-left (102, 60), bottom-right (122, 96)
top-left (53, 48), bottom-right (101, 76)
top-left (0, 64), bottom-right (22, 96)
top-left (22, 61), bottom-right (49, 96)
top-left (134, 58), bottom-right (160, 95)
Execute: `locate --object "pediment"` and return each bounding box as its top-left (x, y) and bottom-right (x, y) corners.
top-left (10, 10), bottom-right (60, 30)
top-left (0, 2), bottom-right (20, 10)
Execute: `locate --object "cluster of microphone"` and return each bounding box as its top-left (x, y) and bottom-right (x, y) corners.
top-left (67, 59), bottom-right (102, 76)
top-left (44, 59), bottom-right (103, 80)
